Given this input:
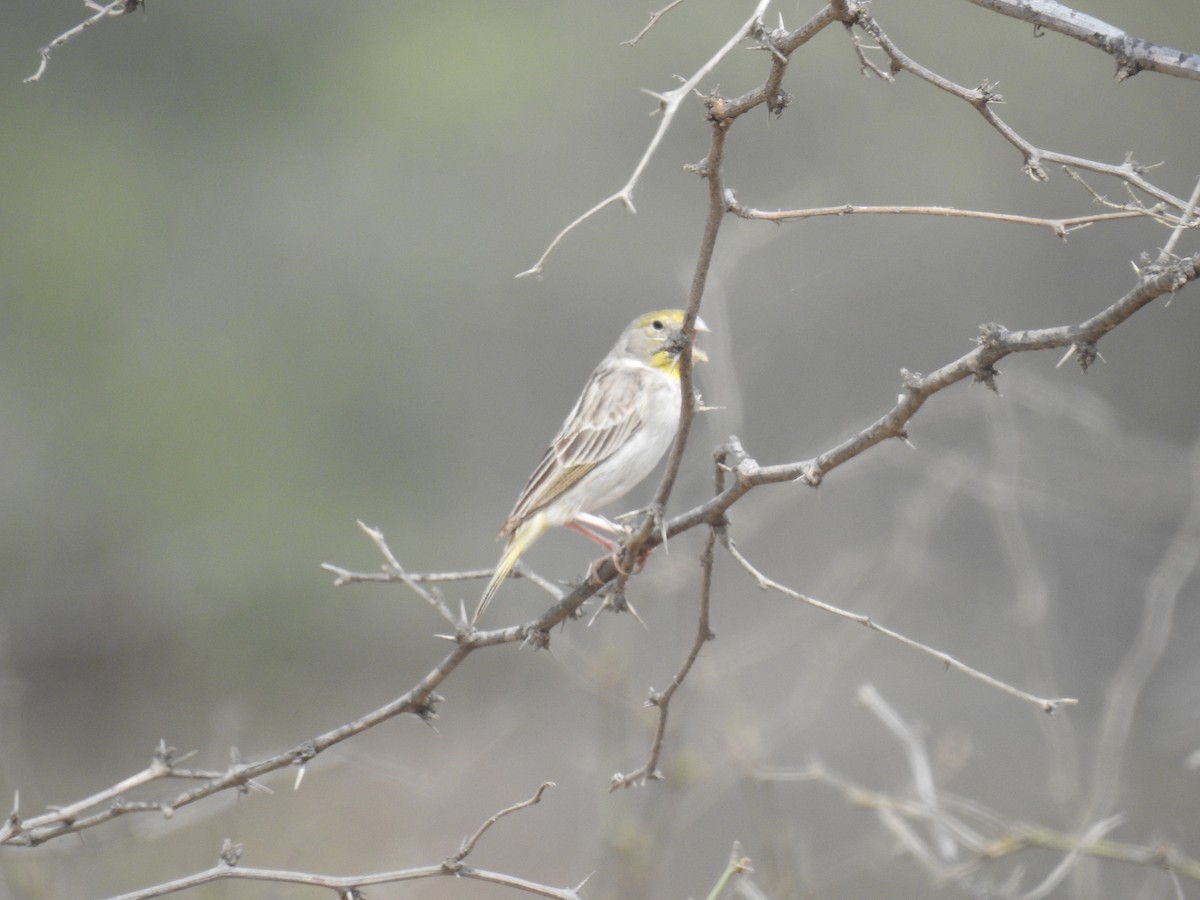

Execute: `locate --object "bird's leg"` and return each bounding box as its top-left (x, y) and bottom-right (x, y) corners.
top-left (573, 512), bottom-right (628, 538)
top-left (570, 512), bottom-right (659, 582)
top-left (567, 516), bottom-right (642, 580)
top-left (565, 519), bottom-right (620, 552)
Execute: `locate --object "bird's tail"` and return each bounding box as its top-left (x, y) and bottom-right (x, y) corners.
top-left (473, 514), bottom-right (547, 624)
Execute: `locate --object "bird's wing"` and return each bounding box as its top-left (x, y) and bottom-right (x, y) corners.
top-left (500, 362), bottom-right (647, 536)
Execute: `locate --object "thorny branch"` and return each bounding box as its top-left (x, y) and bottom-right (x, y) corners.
top-left (1086, 433), bottom-right (1200, 824)
top-left (449, 781), bottom-right (557, 865)
top-left (759, 685), bottom-right (1200, 888)
top-left (725, 197), bottom-right (1154, 241)
top-left (15, 238), bottom-right (1193, 848)
top-left (845, 7), bottom-right (1191, 201)
top-left (514, 0), bottom-right (774, 278)
top-left (524, 0), bottom-right (1193, 276)
top-left (609, 524), bottom-right (718, 791)
top-left (961, 0), bottom-right (1200, 82)
top-left (721, 533), bottom-right (1077, 712)
top-left (104, 783), bottom-right (585, 900)
top-left (24, 0), bottom-right (142, 83)
top-left (11, 8), bottom-right (1200, 899)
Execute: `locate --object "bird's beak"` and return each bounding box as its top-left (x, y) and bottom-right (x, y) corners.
top-left (691, 316), bottom-right (709, 363)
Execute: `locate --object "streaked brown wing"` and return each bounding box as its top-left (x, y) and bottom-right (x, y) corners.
top-left (500, 362), bottom-right (646, 536)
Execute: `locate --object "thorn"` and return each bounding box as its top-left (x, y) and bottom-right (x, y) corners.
top-left (219, 839), bottom-right (243, 867)
top-left (293, 766), bottom-right (305, 791)
top-left (622, 596), bottom-right (650, 630)
top-left (642, 87), bottom-right (670, 109)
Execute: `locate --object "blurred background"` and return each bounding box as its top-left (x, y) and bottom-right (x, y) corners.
top-left (1, 1), bottom-right (1199, 897)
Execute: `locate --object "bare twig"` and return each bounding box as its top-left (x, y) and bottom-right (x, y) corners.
top-left (1, 741), bottom-right (237, 847)
top-left (1021, 814), bottom-right (1125, 900)
top-left (449, 782), bottom-right (556, 864)
top-left (723, 536), bottom-right (1075, 712)
top-left (11, 248), bottom-right (1195, 848)
top-left (618, 88), bottom-right (733, 572)
top-left (1158, 176), bottom-right (1200, 264)
top-left (663, 255), bottom-right (1200, 529)
top-left (623, 0), bottom-right (690, 46)
top-left (844, 5), bottom-right (1190, 208)
top-left (526, 0), bottom-right (1195, 282)
top-left (109, 862), bottom-right (585, 900)
top-left (25, 0), bottom-right (141, 84)
top-left (14, 3), bottom-right (1200, 871)
top-left (702, 842), bottom-right (754, 900)
top-left (858, 685), bottom-right (958, 861)
top-left (960, 0), bottom-right (1200, 81)
top-left (517, 0), bottom-right (774, 278)
top-left (763, 758), bottom-right (1200, 885)
top-left (610, 524), bottom-right (716, 790)
top-left (725, 196), bottom-right (1151, 240)
top-left (322, 520), bottom-right (458, 624)
top-left (1087, 434), bottom-right (1200, 821)
top-left (105, 784), bottom-right (581, 900)
top-left (981, 400), bottom-right (1083, 811)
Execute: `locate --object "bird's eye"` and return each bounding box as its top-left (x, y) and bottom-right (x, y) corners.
top-left (651, 319), bottom-right (665, 331)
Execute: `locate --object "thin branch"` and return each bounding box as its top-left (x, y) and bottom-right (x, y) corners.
top-left (107, 784), bottom-right (571, 899)
top-left (762, 758), bottom-right (1200, 885)
top-left (25, 0), bottom-right (141, 84)
top-left (959, 0), bottom-right (1200, 82)
top-left (321, 520), bottom-right (457, 624)
top-left (605, 86), bottom-right (734, 790)
top-left (12, 248), bottom-right (1195, 848)
top-left (1020, 814), bottom-right (1124, 900)
top-left (14, 2), bottom-right (1200, 860)
top-left (726, 196), bottom-right (1153, 240)
top-left (526, 0), bottom-right (1194, 278)
top-left (1, 742), bottom-right (232, 847)
top-left (845, 5), bottom-right (1190, 210)
top-left (623, 0), bottom-right (690, 46)
top-left (702, 842), bottom-right (754, 900)
top-left (660, 253), bottom-right (1200, 540)
top-left (110, 857), bottom-right (582, 899)
top-left (449, 782), bottom-right (556, 864)
top-left (320, 561), bottom-right (495, 587)
top-left (619, 89), bottom-right (732, 570)
top-left (1087, 433), bottom-right (1200, 821)
top-left (1059, 165), bottom-right (1177, 229)
top-left (1158, 176), bottom-right (1200, 264)
top-left (609, 524), bottom-right (716, 790)
top-left (858, 685), bottom-right (958, 861)
top-left (517, 0), bottom-right (775, 277)
top-left (723, 536), bottom-right (1075, 713)
top-left (109, 863), bottom-right (585, 900)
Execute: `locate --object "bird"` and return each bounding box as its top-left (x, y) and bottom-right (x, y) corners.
top-left (473, 309), bottom-right (708, 623)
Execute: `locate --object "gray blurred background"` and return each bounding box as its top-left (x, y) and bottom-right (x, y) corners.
top-left (2, 1), bottom-right (1199, 897)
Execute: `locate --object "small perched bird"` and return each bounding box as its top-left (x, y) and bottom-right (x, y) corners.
top-left (474, 309), bottom-right (708, 623)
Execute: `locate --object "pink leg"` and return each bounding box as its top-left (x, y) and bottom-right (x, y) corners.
top-left (567, 518), bottom-right (660, 581)
top-left (565, 520), bottom-right (619, 553)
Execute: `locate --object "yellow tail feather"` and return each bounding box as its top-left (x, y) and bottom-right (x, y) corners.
top-left (473, 514), bottom-right (549, 624)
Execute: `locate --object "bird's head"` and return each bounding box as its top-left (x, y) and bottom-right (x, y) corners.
top-left (624, 309), bottom-right (709, 376)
